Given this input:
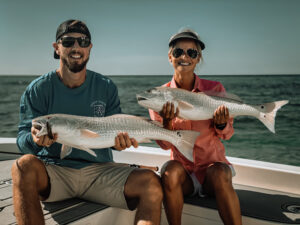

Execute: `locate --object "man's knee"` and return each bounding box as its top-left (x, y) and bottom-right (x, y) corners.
top-left (144, 170), bottom-right (162, 193)
top-left (11, 154), bottom-right (47, 186)
top-left (135, 169), bottom-right (163, 202)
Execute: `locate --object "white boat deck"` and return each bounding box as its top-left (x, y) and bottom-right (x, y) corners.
top-left (0, 138), bottom-right (300, 224)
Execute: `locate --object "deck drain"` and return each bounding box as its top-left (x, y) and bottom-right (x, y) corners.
top-left (282, 203), bottom-right (300, 214)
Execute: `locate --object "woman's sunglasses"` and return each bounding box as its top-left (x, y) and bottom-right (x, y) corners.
top-left (172, 48), bottom-right (199, 59)
top-left (58, 36), bottom-right (91, 48)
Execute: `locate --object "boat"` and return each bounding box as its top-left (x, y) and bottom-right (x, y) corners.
top-left (0, 137), bottom-right (299, 224)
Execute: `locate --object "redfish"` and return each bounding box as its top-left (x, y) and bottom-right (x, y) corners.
top-left (32, 114), bottom-right (200, 161)
top-left (137, 87), bottom-right (288, 133)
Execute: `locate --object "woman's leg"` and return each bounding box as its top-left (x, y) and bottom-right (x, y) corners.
top-left (203, 162), bottom-right (242, 225)
top-left (161, 160), bottom-right (194, 225)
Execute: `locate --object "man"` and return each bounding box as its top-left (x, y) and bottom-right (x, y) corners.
top-left (11, 19), bottom-right (163, 225)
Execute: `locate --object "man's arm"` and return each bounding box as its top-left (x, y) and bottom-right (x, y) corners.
top-left (16, 88), bottom-right (47, 154)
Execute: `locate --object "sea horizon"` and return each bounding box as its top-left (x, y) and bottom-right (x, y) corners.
top-left (0, 74), bottom-right (300, 77)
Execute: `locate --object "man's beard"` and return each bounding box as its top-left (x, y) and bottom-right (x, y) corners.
top-left (62, 56), bottom-right (89, 73)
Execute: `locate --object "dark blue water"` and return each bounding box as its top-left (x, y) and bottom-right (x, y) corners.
top-left (0, 75), bottom-right (299, 166)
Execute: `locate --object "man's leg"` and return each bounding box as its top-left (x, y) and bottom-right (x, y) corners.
top-left (160, 160), bottom-right (194, 225)
top-left (124, 169), bottom-right (163, 225)
top-left (203, 162), bottom-right (242, 225)
top-left (11, 154), bottom-right (50, 225)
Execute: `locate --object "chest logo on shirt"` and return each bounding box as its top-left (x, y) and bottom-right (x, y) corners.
top-left (90, 100), bottom-right (106, 117)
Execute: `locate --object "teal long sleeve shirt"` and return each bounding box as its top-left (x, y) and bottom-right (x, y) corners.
top-left (17, 70), bottom-right (121, 168)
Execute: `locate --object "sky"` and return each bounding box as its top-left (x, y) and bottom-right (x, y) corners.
top-left (1, 0), bottom-right (300, 76)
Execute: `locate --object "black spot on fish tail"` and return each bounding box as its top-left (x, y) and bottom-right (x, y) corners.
top-left (46, 121), bottom-right (54, 139)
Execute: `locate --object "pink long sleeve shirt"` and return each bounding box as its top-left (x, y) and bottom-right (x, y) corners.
top-left (149, 75), bottom-right (234, 184)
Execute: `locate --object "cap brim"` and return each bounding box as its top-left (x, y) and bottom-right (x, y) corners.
top-left (169, 34), bottom-right (205, 50)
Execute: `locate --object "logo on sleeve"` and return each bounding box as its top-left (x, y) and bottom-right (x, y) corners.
top-left (90, 100), bottom-right (106, 117)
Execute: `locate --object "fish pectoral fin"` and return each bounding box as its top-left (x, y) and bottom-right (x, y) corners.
top-left (177, 100), bottom-right (194, 110)
top-left (60, 144), bottom-right (73, 159)
top-left (80, 146), bottom-right (97, 157)
top-left (71, 144), bottom-right (98, 157)
top-left (80, 129), bottom-right (100, 138)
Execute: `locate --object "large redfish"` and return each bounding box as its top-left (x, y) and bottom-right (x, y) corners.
top-left (137, 87), bottom-right (288, 133)
top-left (32, 114), bottom-right (200, 161)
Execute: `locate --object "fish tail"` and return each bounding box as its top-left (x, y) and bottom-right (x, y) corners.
top-left (257, 100), bottom-right (288, 133)
top-left (173, 130), bottom-right (200, 162)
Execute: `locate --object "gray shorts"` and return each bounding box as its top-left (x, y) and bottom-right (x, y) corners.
top-left (43, 162), bottom-right (136, 209)
top-left (190, 165), bottom-right (236, 197)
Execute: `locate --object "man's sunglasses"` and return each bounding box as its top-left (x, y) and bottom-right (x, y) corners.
top-left (172, 48), bottom-right (199, 59)
top-left (58, 36), bottom-right (91, 48)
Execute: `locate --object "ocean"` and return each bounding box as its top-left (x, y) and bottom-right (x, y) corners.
top-left (0, 75), bottom-right (299, 166)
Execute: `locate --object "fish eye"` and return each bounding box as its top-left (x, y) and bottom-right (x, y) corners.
top-left (146, 88), bottom-right (155, 93)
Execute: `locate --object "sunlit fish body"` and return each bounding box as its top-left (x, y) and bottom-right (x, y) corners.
top-left (32, 114), bottom-right (200, 161)
top-left (137, 87), bottom-right (288, 133)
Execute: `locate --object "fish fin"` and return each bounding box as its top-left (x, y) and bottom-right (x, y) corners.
top-left (80, 129), bottom-right (100, 138)
top-left (202, 91), bottom-right (243, 103)
top-left (60, 144), bottom-right (73, 159)
top-left (71, 145), bottom-right (98, 157)
top-left (177, 100), bottom-right (194, 110)
top-left (156, 86), bottom-right (186, 93)
top-left (172, 130), bottom-right (200, 162)
top-left (81, 147), bottom-right (97, 157)
top-left (256, 100), bottom-right (289, 133)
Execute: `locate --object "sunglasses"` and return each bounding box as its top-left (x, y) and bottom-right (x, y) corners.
top-left (58, 36), bottom-right (91, 48)
top-left (172, 48), bottom-right (199, 59)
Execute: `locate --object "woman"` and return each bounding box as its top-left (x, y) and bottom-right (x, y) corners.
top-left (149, 29), bottom-right (242, 225)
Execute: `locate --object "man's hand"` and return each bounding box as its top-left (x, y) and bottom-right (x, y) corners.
top-left (114, 132), bottom-right (138, 151)
top-left (31, 126), bottom-right (57, 147)
top-left (213, 105), bottom-right (229, 126)
top-left (159, 102), bottom-right (179, 130)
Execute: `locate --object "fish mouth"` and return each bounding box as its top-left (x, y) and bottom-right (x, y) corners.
top-left (136, 96), bottom-right (148, 101)
top-left (32, 121), bottom-right (43, 130)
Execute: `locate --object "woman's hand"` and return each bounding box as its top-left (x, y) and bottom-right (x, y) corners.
top-left (159, 102), bottom-right (179, 130)
top-left (114, 132), bottom-right (138, 151)
top-left (213, 105), bottom-right (229, 127)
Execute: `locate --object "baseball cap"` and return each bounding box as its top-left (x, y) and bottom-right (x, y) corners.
top-left (54, 19), bottom-right (91, 59)
top-left (169, 30), bottom-right (205, 50)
